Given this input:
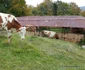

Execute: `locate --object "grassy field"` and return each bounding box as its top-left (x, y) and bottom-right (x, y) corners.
top-left (0, 33), bottom-right (85, 70)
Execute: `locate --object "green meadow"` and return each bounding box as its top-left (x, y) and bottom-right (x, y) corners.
top-left (0, 33), bottom-right (85, 70)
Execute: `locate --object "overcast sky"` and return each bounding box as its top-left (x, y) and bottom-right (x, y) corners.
top-left (25, 0), bottom-right (85, 7)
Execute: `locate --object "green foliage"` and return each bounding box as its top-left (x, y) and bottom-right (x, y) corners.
top-left (36, 0), bottom-right (54, 15)
top-left (55, 1), bottom-right (70, 15)
top-left (78, 37), bottom-right (85, 45)
top-left (53, 2), bottom-right (57, 15)
top-left (68, 2), bottom-right (81, 15)
top-left (80, 10), bottom-right (85, 17)
top-left (0, 0), bottom-right (31, 16)
top-left (0, 0), bottom-right (81, 16)
top-left (0, 0), bottom-right (12, 13)
top-left (32, 7), bottom-right (39, 16)
top-left (31, 0), bottom-right (81, 16)
top-left (9, 0), bottom-right (29, 16)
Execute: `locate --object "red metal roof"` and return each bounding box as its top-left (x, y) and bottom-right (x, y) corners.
top-left (17, 16), bottom-right (85, 28)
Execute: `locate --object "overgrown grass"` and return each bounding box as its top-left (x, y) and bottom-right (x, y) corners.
top-left (0, 33), bottom-right (85, 70)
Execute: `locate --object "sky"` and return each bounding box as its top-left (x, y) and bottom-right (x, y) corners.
top-left (25, 0), bottom-right (85, 7)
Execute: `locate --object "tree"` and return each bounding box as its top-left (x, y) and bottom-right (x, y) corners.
top-left (80, 10), bottom-right (85, 17)
top-left (52, 1), bottom-right (81, 16)
top-left (0, 0), bottom-right (12, 13)
top-left (34, 0), bottom-right (54, 16)
top-left (68, 2), bottom-right (81, 15)
top-left (0, 0), bottom-right (31, 16)
top-left (53, 2), bottom-right (57, 15)
top-left (9, 0), bottom-right (29, 16)
top-left (0, 0), bottom-right (81, 16)
top-left (55, 1), bottom-right (70, 15)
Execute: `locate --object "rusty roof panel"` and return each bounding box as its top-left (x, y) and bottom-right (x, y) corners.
top-left (17, 16), bottom-right (85, 28)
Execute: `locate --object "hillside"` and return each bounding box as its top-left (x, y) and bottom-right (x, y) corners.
top-left (80, 6), bottom-right (85, 10)
top-left (0, 33), bottom-right (85, 70)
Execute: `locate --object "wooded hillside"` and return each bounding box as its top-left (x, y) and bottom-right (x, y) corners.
top-left (0, 0), bottom-right (84, 16)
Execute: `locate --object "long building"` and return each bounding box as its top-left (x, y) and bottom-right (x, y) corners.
top-left (17, 16), bottom-right (85, 28)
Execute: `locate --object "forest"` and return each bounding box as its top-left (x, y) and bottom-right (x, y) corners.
top-left (0, 0), bottom-right (85, 17)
